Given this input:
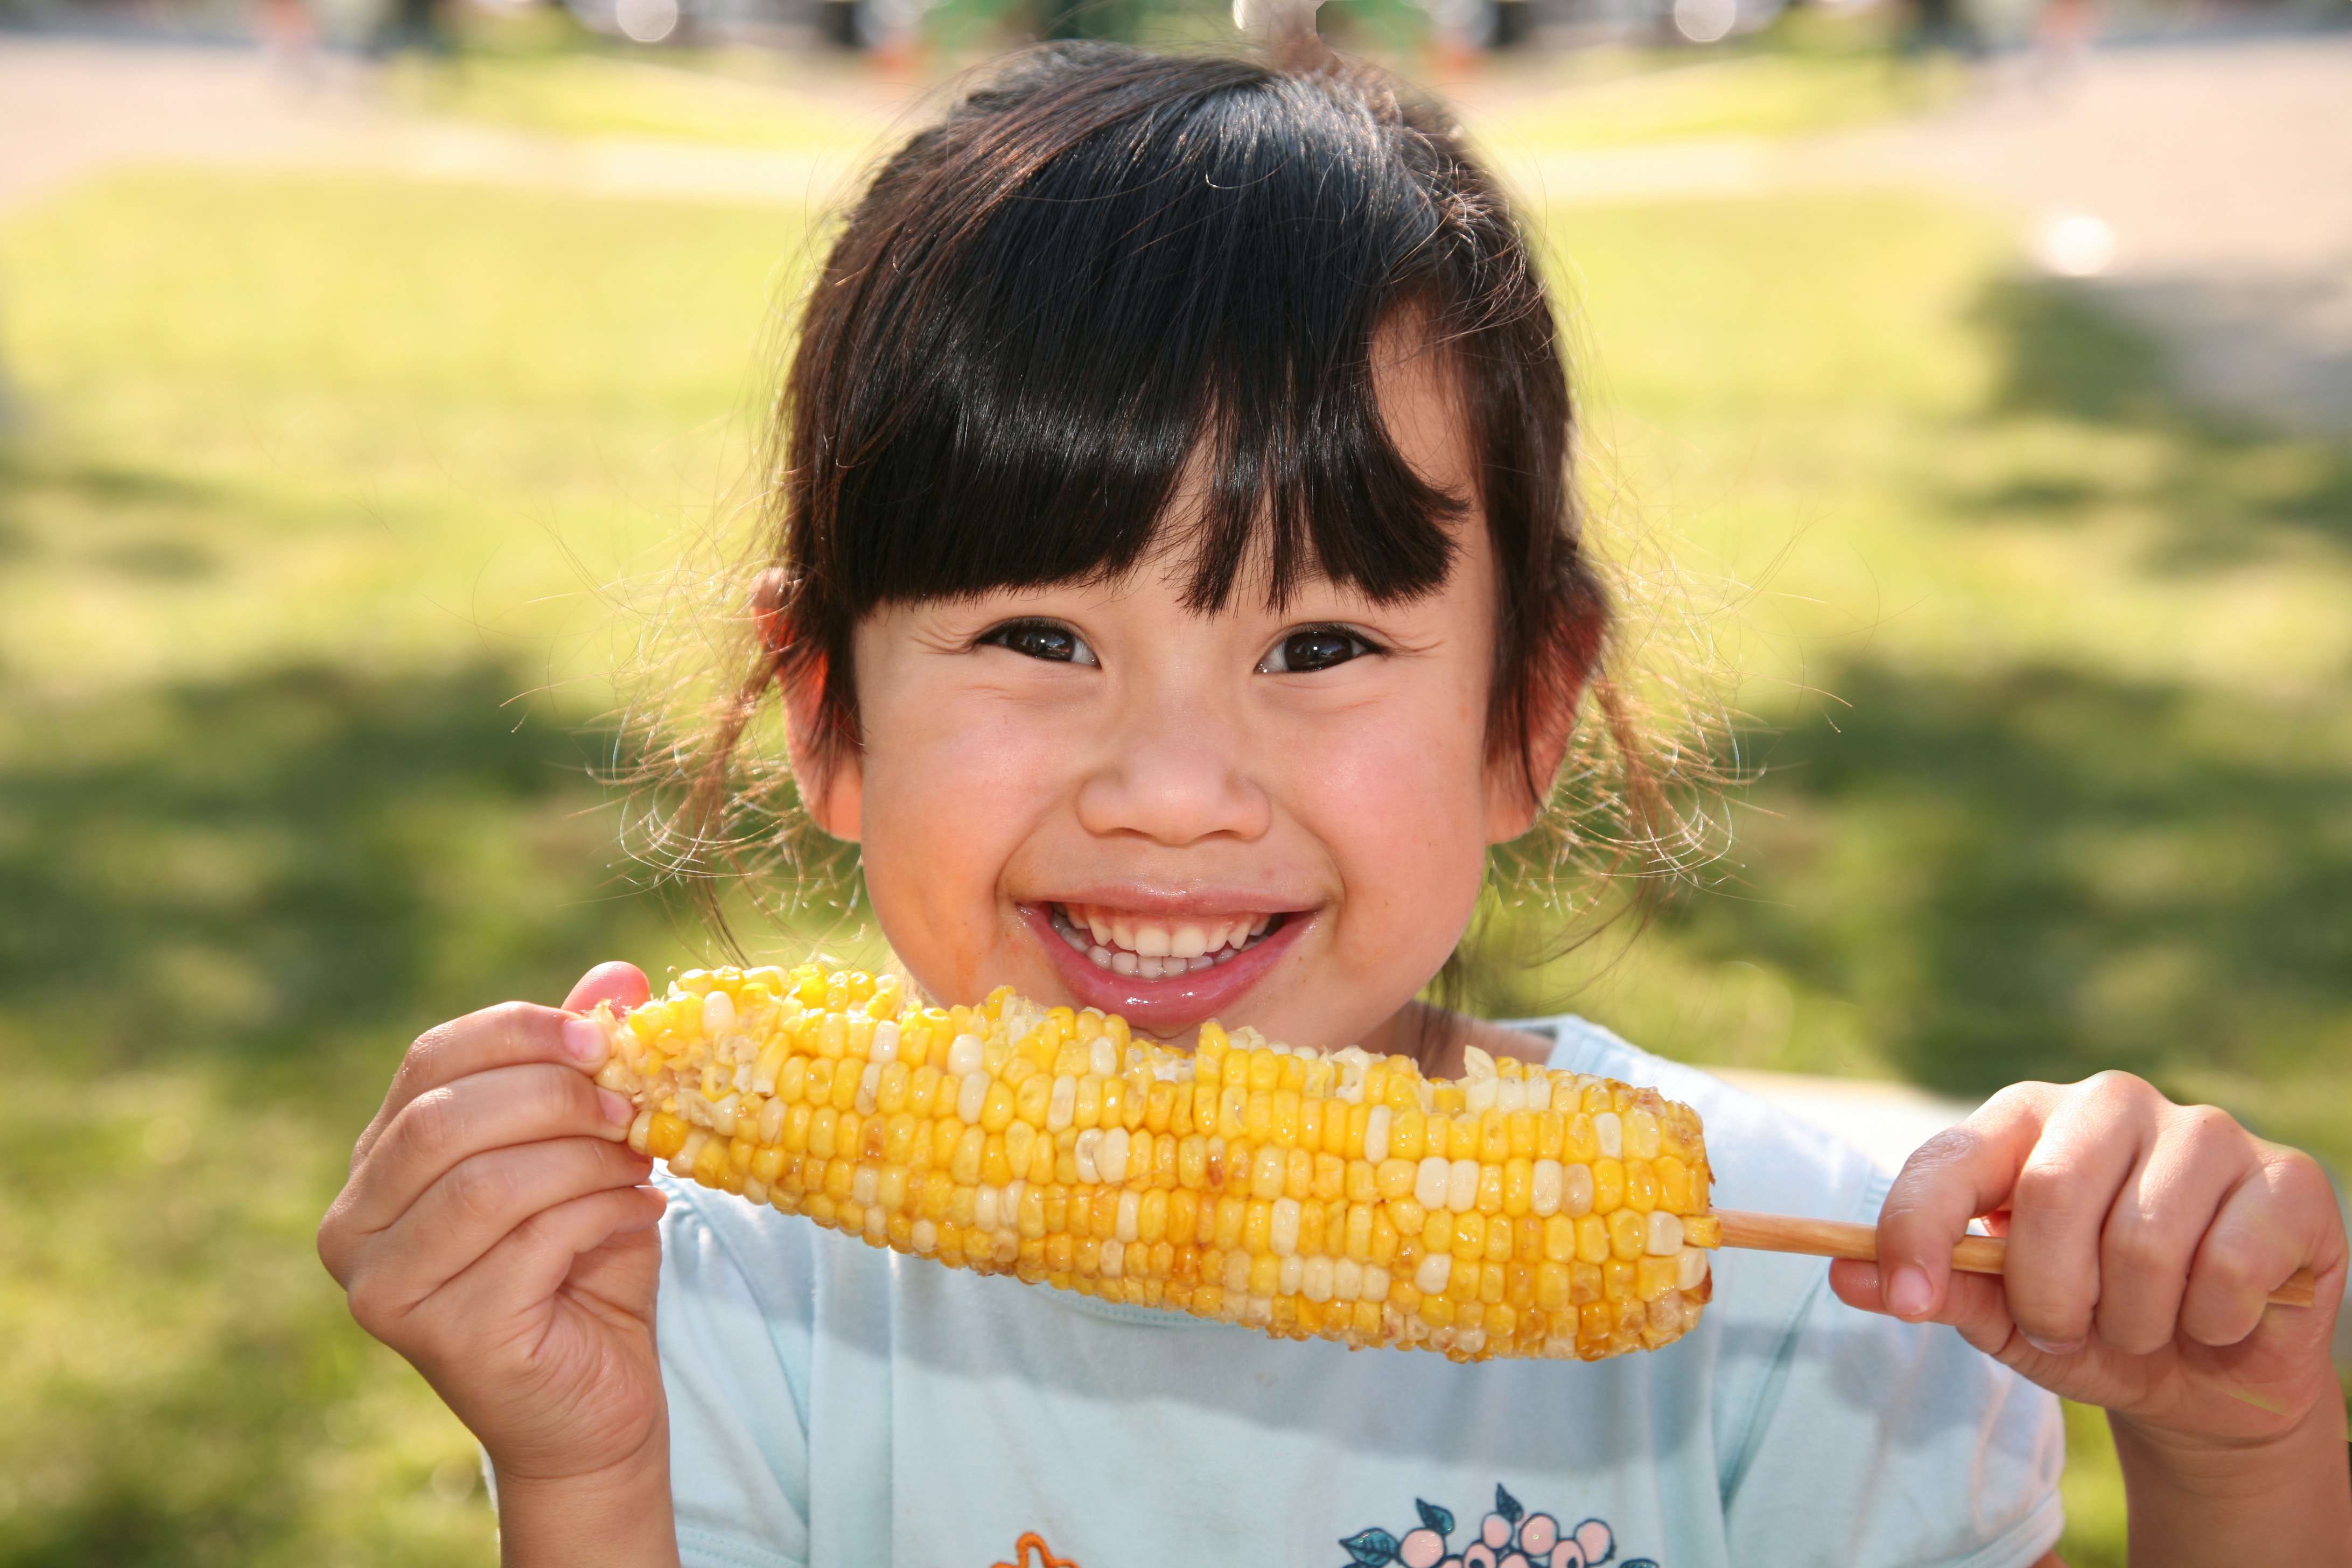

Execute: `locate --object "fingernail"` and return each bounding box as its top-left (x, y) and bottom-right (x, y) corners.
top-left (599, 1089), bottom-right (634, 1127)
top-left (562, 1017), bottom-right (607, 1065)
top-left (1887, 1266), bottom-right (1934, 1319)
top-left (2022, 1333), bottom-right (2083, 1357)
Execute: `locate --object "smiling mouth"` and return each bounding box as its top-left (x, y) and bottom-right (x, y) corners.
top-left (1047, 902), bottom-right (1286, 981)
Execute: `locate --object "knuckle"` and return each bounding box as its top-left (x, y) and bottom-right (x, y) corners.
top-left (2077, 1069), bottom-right (2153, 1109)
top-left (444, 1152), bottom-right (522, 1228)
top-left (2101, 1211), bottom-right (2183, 1278)
top-left (2170, 1102), bottom-right (2239, 1146)
top-left (401, 1084), bottom-right (467, 1163)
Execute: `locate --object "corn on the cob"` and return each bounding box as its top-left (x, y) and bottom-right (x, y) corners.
top-left (590, 965), bottom-right (1720, 1363)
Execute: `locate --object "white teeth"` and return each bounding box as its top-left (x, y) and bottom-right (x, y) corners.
top-left (1054, 903), bottom-right (1280, 978)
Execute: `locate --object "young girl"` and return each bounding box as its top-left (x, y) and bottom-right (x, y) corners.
top-left (317, 43), bottom-right (2350, 1568)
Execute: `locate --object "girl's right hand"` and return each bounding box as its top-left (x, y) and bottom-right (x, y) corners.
top-left (318, 963), bottom-right (680, 1565)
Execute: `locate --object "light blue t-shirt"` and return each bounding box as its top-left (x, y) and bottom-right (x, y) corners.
top-left (647, 1018), bottom-right (2064, 1568)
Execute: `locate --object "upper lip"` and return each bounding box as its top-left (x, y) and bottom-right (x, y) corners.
top-left (1020, 885), bottom-right (1316, 920)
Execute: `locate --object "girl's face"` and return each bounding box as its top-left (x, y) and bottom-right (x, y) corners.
top-left (794, 351), bottom-right (1551, 1053)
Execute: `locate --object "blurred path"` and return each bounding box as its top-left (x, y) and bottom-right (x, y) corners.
top-left (1847, 36), bottom-right (2352, 436)
top-left (0, 37), bottom-right (881, 218)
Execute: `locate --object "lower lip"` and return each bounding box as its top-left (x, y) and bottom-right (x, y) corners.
top-left (1016, 904), bottom-right (1305, 1037)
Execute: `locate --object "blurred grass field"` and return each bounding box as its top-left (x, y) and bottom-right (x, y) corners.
top-left (1, 50), bottom-right (2347, 1566)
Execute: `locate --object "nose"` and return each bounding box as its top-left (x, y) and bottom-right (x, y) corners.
top-left (1074, 678), bottom-right (1272, 848)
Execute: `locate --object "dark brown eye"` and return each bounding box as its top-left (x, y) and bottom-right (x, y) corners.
top-left (1259, 627), bottom-right (1375, 674)
top-left (981, 620), bottom-right (1097, 666)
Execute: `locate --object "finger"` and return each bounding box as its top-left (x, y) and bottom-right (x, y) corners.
top-left (1831, 1258), bottom-right (2027, 1358)
top-left (2004, 1073), bottom-right (2158, 1354)
top-left (1875, 1083), bottom-right (2059, 1322)
top-left (563, 961), bottom-right (650, 1016)
top-left (2180, 1145), bottom-right (2340, 1349)
top-left (354, 999), bottom-right (612, 1169)
top-left (411, 1182), bottom-right (668, 1351)
top-left (335, 1061), bottom-right (636, 1241)
top-left (2094, 1102), bottom-right (2249, 1356)
top-left (345, 1136), bottom-right (655, 1317)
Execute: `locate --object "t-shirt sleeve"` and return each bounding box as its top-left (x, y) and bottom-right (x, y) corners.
top-left (656, 1174), bottom-right (816, 1568)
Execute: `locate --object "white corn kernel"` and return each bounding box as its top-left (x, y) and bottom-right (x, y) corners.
top-left (869, 1021), bottom-right (898, 1066)
top-left (1334, 1257), bottom-right (1364, 1302)
top-left (1363, 1264), bottom-right (1391, 1303)
top-left (1303, 1255), bottom-right (1334, 1303)
top-left (1416, 1253), bottom-right (1452, 1296)
top-left (852, 1165), bottom-right (879, 1207)
top-left (946, 1033), bottom-right (985, 1076)
top-left (956, 1072), bottom-right (989, 1125)
top-left (1089, 1035), bottom-right (1118, 1077)
top-left (1676, 1247), bottom-right (1709, 1291)
top-left (975, 1185), bottom-right (1000, 1231)
top-left (1271, 1197), bottom-right (1301, 1257)
top-left (1278, 1255), bottom-right (1303, 1297)
top-left (1447, 1158), bottom-right (1479, 1214)
top-left (1594, 1111), bottom-right (1622, 1159)
top-left (1097, 1127), bottom-right (1129, 1185)
top-left (1048, 1074), bottom-right (1077, 1131)
top-left (1224, 1252), bottom-right (1251, 1293)
top-left (1415, 1156), bottom-right (1450, 1210)
top-left (911, 1218), bottom-right (939, 1254)
top-left (1646, 1212), bottom-right (1684, 1257)
top-left (1075, 1129), bottom-right (1102, 1185)
top-left (1497, 1079), bottom-right (1527, 1115)
top-left (1531, 1158), bottom-right (1562, 1217)
top-left (701, 990), bottom-right (737, 1036)
top-left (1363, 1105), bottom-right (1392, 1165)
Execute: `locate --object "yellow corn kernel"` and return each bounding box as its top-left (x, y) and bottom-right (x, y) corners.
top-left (596, 974), bottom-right (1712, 1362)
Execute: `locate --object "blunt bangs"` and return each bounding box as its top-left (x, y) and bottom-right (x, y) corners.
top-left (776, 42), bottom-right (1599, 777)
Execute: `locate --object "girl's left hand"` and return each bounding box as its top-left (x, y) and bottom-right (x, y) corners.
top-left (1829, 1071), bottom-right (2347, 1456)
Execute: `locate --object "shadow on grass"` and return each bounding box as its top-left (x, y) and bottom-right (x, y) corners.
top-left (1690, 659), bottom-right (2352, 1157)
top-left (0, 660), bottom-right (680, 1112)
top-left (1961, 278), bottom-right (2352, 563)
top-left (0, 660), bottom-right (689, 1566)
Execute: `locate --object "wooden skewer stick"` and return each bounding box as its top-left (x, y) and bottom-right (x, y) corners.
top-left (1709, 1210), bottom-right (2319, 1310)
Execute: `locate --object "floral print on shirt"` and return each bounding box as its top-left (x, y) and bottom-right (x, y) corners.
top-left (1338, 1485), bottom-right (1658, 1568)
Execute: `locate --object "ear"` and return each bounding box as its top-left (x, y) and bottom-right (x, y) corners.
top-left (758, 570), bottom-right (864, 844)
top-left (1482, 671), bottom-right (1585, 846)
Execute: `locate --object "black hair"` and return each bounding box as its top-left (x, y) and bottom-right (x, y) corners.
top-left (738, 41), bottom-right (1607, 800)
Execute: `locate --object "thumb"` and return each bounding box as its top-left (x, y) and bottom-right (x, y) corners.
top-left (563, 961), bottom-right (652, 1016)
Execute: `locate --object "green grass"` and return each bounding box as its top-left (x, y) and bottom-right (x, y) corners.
top-left (3, 146), bottom-right (2348, 1568)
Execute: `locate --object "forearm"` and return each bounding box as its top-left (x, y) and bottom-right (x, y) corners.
top-left (2112, 1396), bottom-right (2352, 1567)
top-left (493, 1439), bottom-right (682, 1568)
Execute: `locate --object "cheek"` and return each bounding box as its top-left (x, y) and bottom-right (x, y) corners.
top-left (853, 697), bottom-right (1068, 981)
top-left (1288, 688), bottom-right (1491, 963)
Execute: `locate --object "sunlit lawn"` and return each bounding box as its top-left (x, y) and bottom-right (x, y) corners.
top-left (2, 60), bottom-right (2347, 1565)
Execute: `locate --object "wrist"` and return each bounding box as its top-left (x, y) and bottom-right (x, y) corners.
top-left (492, 1431), bottom-right (679, 1568)
top-left (2110, 1395), bottom-right (2352, 1566)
